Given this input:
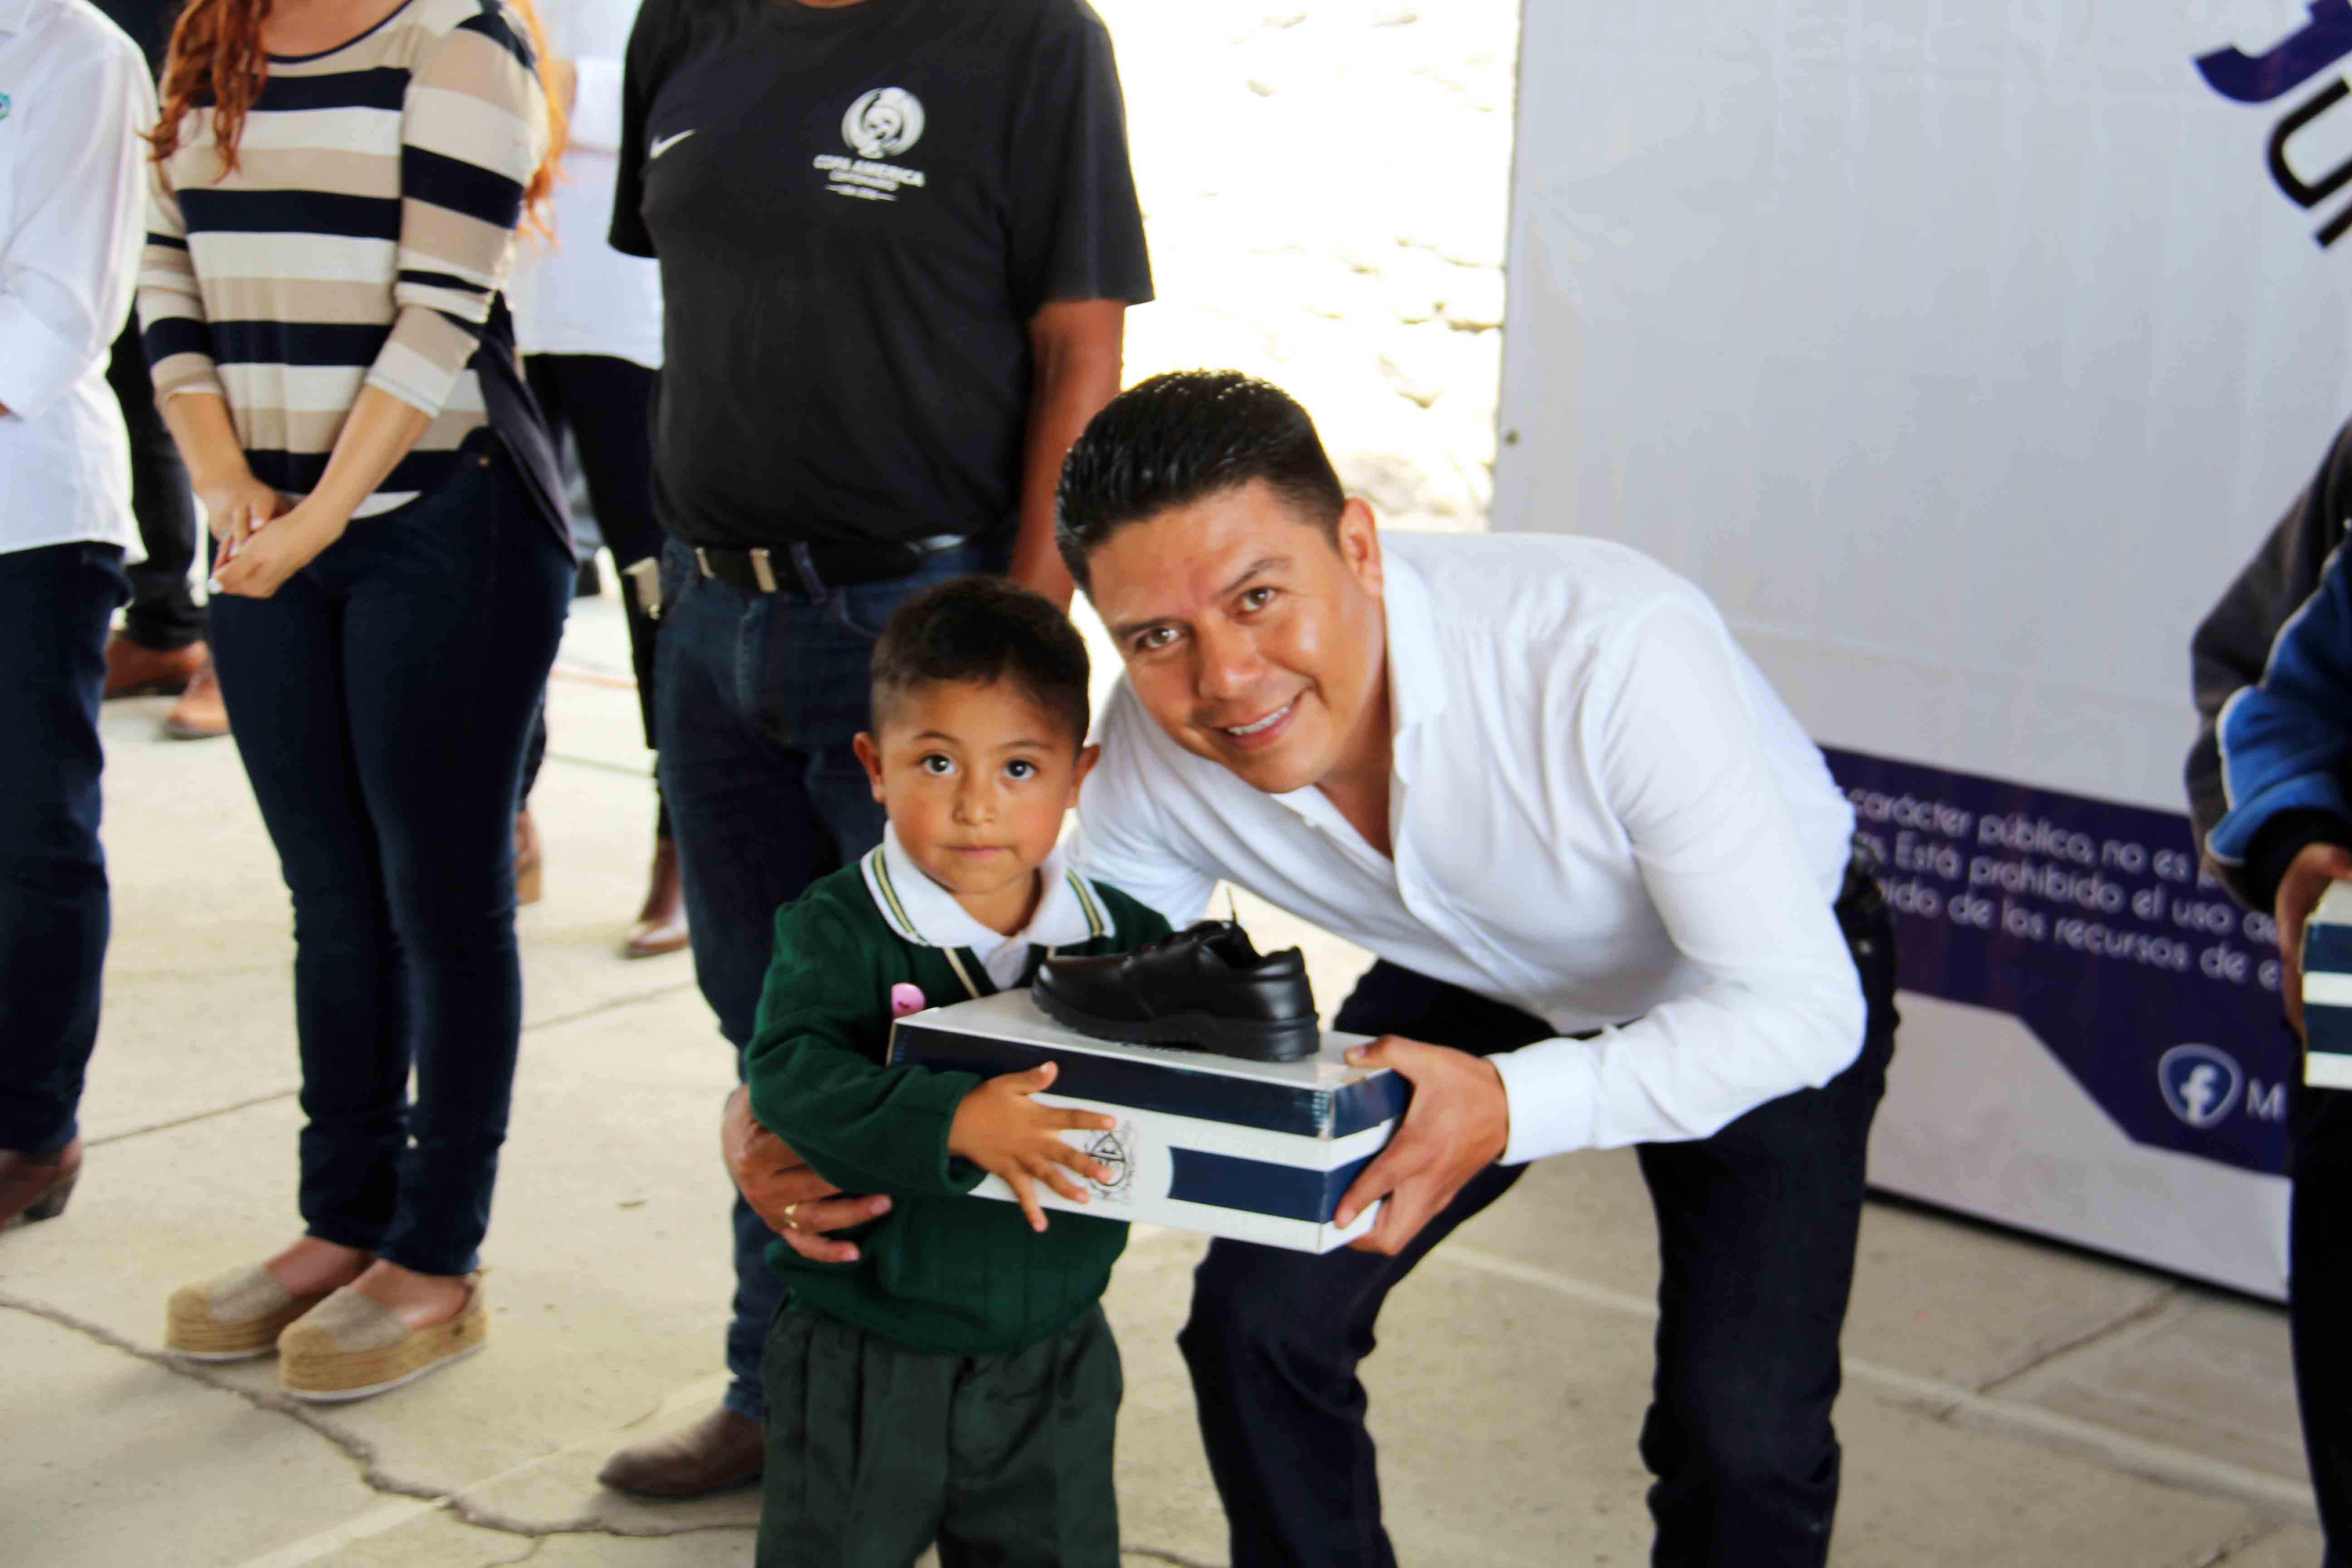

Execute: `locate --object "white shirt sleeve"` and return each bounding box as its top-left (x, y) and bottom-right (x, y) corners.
top-left (1489, 602), bottom-right (1866, 1162)
top-left (0, 27), bottom-right (150, 421)
top-left (1069, 687), bottom-right (1221, 929)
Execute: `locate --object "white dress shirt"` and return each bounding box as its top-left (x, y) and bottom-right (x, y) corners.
top-left (0, 0), bottom-right (151, 557)
top-left (505, 0), bottom-right (661, 367)
top-left (1074, 530), bottom-right (1866, 1164)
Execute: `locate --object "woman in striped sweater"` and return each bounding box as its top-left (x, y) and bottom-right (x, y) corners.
top-left (141, 0), bottom-right (573, 1399)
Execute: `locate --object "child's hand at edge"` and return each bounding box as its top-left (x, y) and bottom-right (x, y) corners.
top-left (947, 1061), bottom-right (1117, 1233)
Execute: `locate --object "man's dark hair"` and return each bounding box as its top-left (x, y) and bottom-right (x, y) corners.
top-left (869, 576), bottom-right (1091, 747)
top-left (1055, 371), bottom-right (1345, 590)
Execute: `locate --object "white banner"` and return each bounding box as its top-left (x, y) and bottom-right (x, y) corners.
top-left (1489, 1), bottom-right (2352, 1296)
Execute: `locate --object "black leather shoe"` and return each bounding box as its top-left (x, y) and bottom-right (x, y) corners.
top-left (1034, 921), bottom-right (1319, 1062)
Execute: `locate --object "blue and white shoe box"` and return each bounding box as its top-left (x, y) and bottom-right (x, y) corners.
top-left (2305, 882), bottom-right (2352, 1089)
top-left (887, 990), bottom-right (1406, 1253)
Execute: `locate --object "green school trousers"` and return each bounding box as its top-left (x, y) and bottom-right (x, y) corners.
top-left (756, 1301), bottom-right (1122, 1568)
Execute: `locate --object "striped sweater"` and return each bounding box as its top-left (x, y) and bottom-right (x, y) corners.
top-left (138, 0), bottom-right (546, 516)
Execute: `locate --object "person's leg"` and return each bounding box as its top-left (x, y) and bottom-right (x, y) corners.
top-left (208, 565), bottom-right (409, 1254)
top-left (0, 543), bottom-right (127, 1171)
top-left (756, 1308), bottom-right (950, 1568)
top-left (936, 1304), bottom-right (1123, 1568)
top-left (1178, 961), bottom-right (1550, 1568)
top-left (337, 443), bottom-right (571, 1279)
top-left (104, 320), bottom-right (205, 657)
top-left (2288, 1081), bottom-right (2352, 1568)
top-left (541, 354), bottom-right (664, 743)
top-left (1632, 888), bottom-right (1896, 1568)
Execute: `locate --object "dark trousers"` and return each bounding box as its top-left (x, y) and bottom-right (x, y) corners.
top-left (2290, 1080), bottom-right (2352, 1568)
top-left (208, 442), bottom-right (570, 1275)
top-left (652, 535), bottom-right (1009, 1424)
top-left (0, 543), bottom-right (128, 1154)
top-left (104, 318), bottom-right (206, 652)
top-left (1180, 880), bottom-right (1899, 1568)
top-left (520, 355), bottom-right (668, 809)
top-left (757, 1303), bottom-right (1122, 1568)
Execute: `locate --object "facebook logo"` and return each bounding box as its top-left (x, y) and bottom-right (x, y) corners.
top-left (2159, 1044), bottom-right (2247, 1130)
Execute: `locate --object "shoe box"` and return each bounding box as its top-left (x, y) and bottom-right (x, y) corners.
top-left (2307, 882), bottom-right (2352, 1090)
top-left (888, 990), bottom-right (1406, 1253)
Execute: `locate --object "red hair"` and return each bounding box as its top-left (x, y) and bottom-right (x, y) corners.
top-left (150, 0), bottom-right (566, 230)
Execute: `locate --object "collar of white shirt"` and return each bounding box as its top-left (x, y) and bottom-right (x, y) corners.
top-left (0, 0), bottom-right (40, 39)
top-left (859, 822), bottom-right (1112, 994)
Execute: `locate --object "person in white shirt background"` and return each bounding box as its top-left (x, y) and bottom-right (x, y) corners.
top-left (504, 0), bottom-right (681, 957)
top-left (0, 0), bottom-right (155, 1230)
top-left (732, 370), bottom-right (1901, 1568)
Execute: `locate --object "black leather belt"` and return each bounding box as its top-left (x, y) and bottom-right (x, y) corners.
top-left (691, 534), bottom-right (970, 596)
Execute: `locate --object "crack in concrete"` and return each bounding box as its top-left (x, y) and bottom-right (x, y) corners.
top-left (523, 981), bottom-right (704, 1038)
top-left (2198, 1519), bottom-right (2293, 1566)
top-left (1972, 1285), bottom-right (2186, 1399)
top-left (88, 1085), bottom-right (301, 1147)
top-left (0, 1290), bottom-right (753, 1544)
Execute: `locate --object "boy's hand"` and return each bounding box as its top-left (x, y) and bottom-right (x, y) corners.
top-left (947, 1062), bottom-right (1117, 1233)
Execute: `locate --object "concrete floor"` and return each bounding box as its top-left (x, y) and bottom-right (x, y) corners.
top-left (0, 593), bottom-right (2327, 1568)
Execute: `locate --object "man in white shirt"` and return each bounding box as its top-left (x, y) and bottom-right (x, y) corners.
top-left (730, 371), bottom-right (1897, 1564)
top-left (1056, 372), bottom-right (1893, 1568)
top-left (0, 0), bottom-right (154, 1227)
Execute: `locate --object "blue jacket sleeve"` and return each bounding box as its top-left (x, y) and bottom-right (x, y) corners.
top-left (2207, 538), bottom-right (2352, 876)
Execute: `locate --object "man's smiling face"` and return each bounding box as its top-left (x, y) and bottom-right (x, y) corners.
top-left (1088, 479), bottom-right (1387, 797)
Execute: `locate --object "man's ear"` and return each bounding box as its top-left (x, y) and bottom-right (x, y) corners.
top-left (1334, 497), bottom-right (1384, 597)
top-left (853, 732), bottom-right (887, 804)
top-left (1066, 742), bottom-right (1102, 809)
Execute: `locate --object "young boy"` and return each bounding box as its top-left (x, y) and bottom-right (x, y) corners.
top-left (743, 576), bottom-right (1172, 1568)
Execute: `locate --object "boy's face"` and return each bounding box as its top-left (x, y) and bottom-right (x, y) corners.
top-left (853, 678), bottom-right (1098, 929)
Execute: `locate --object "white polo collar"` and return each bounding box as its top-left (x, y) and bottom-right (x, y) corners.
top-left (0, 0), bottom-right (45, 40)
top-left (860, 822), bottom-right (1110, 959)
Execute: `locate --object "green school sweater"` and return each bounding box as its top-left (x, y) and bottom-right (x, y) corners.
top-left (744, 858), bottom-right (1173, 1356)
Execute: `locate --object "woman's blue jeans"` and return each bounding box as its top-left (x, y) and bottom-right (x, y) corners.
top-left (209, 442), bottom-right (570, 1276)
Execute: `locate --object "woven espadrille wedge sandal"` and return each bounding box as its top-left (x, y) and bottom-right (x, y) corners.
top-left (166, 1263), bottom-right (340, 1361)
top-left (277, 1272), bottom-right (487, 1402)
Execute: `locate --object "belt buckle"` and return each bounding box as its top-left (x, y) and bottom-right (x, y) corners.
top-left (750, 548), bottom-right (779, 594)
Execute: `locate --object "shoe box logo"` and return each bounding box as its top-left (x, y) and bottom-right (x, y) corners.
top-left (1081, 1122), bottom-right (1140, 1206)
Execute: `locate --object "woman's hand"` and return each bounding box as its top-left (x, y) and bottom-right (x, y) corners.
top-left (196, 472), bottom-right (287, 559)
top-left (211, 499), bottom-right (350, 599)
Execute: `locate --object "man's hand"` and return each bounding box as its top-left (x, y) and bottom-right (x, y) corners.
top-left (1334, 1035), bottom-right (1510, 1255)
top-left (2277, 842), bottom-right (2352, 1036)
top-left (946, 1062), bottom-right (1116, 1233)
top-left (720, 1085), bottom-right (892, 1264)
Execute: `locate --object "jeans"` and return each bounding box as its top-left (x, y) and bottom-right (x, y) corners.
top-left (652, 534), bottom-right (1010, 1423)
top-left (2289, 1079), bottom-right (2352, 1568)
top-left (1178, 874), bottom-right (1899, 1568)
top-left (0, 543), bottom-right (127, 1154)
top-left (208, 440), bottom-right (570, 1275)
top-left (104, 318), bottom-right (206, 652)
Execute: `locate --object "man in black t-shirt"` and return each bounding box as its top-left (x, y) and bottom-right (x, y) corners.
top-left (599, 0), bottom-right (1151, 1497)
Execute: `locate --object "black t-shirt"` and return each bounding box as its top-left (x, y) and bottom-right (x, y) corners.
top-left (612, 0), bottom-right (1152, 550)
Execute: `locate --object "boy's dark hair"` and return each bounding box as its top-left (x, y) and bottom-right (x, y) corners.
top-left (869, 576), bottom-right (1091, 747)
top-left (1054, 371), bottom-right (1346, 590)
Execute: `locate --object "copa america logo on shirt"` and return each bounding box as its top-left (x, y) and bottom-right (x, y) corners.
top-left (843, 88), bottom-right (925, 159)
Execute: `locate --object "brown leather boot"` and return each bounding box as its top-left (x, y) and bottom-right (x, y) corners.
top-left (0, 1136), bottom-right (83, 1231)
top-left (164, 656), bottom-right (230, 740)
top-left (514, 809), bottom-right (543, 906)
top-left (597, 1406), bottom-right (764, 1497)
top-left (623, 835), bottom-right (688, 959)
top-left (104, 635), bottom-right (205, 699)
